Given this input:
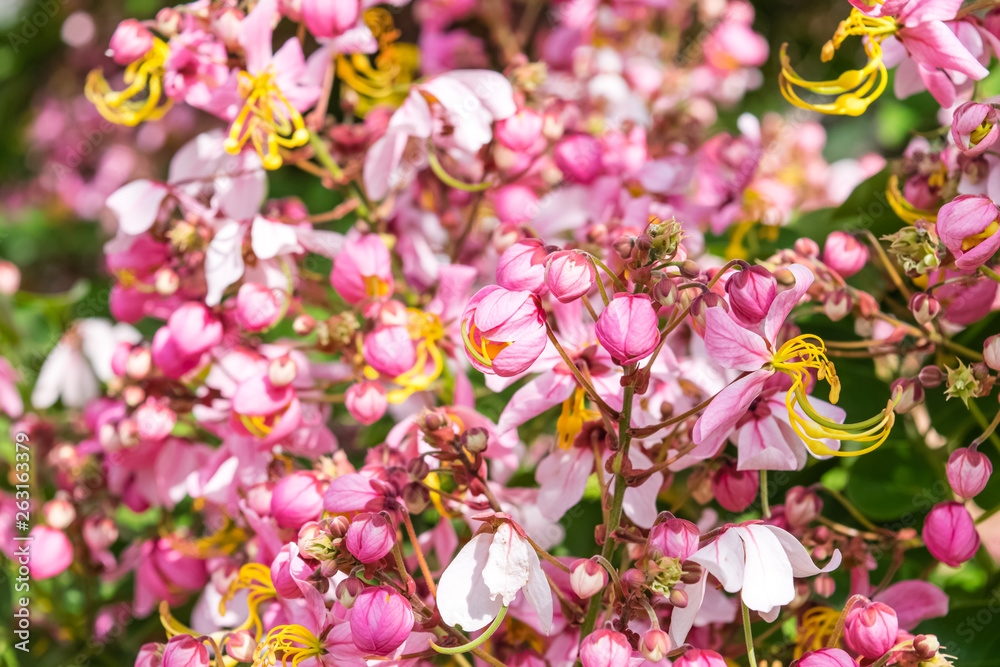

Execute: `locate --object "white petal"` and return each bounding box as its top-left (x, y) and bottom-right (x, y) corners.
top-left (483, 524), bottom-right (531, 606)
top-left (668, 572), bottom-right (706, 647)
top-left (204, 221), bottom-right (247, 306)
top-left (251, 216), bottom-right (302, 259)
top-left (522, 543), bottom-right (554, 635)
top-left (737, 525), bottom-right (794, 614)
top-left (106, 180), bottom-right (169, 236)
top-left (761, 524), bottom-right (842, 577)
top-left (437, 533), bottom-right (502, 632)
top-left (31, 343), bottom-right (73, 409)
top-left (690, 528), bottom-right (745, 594)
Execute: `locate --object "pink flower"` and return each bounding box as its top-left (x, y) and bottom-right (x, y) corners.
top-left (168, 303), bottom-right (223, 357)
top-left (270, 542), bottom-right (315, 598)
top-left (579, 629), bottom-right (631, 667)
top-left (345, 381), bottom-right (388, 425)
top-left (844, 599), bottom-right (899, 659)
top-left (952, 101), bottom-right (1000, 156)
top-left (27, 526), bottom-right (74, 580)
top-left (461, 286), bottom-right (547, 377)
top-left (793, 648), bottom-right (859, 667)
top-left (235, 283), bottom-right (284, 332)
top-left (493, 185), bottom-right (540, 224)
top-left (553, 134), bottom-right (603, 184)
top-left (438, 520), bottom-right (553, 633)
top-left (134, 399), bottom-right (176, 441)
top-left (231, 373), bottom-right (302, 444)
top-left (345, 512), bottom-right (396, 563)
top-left (350, 586), bottom-right (414, 655)
top-left (712, 462), bottom-right (759, 512)
top-left (947, 446), bottom-right (993, 498)
top-left (496, 108), bottom-right (544, 152)
top-left (496, 239), bottom-right (550, 295)
top-left (0, 357), bottom-right (23, 418)
top-left (302, 0), bottom-right (359, 38)
top-left (725, 265), bottom-right (777, 327)
top-left (595, 293), bottom-right (660, 365)
top-left (545, 251), bottom-right (596, 303)
top-left (640, 629), bottom-right (671, 662)
top-left (673, 648), bottom-right (727, 667)
top-left (109, 19), bottom-right (154, 65)
top-left (363, 327), bottom-right (417, 378)
top-left (161, 635), bottom-right (209, 667)
top-left (569, 558), bottom-right (608, 598)
top-left (271, 472), bottom-right (325, 529)
top-left (822, 232), bottom-right (869, 278)
top-left (785, 486), bottom-right (822, 529)
top-left (135, 539), bottom-right (207, 616)
top-left (936, 195), bottom-right (1000, 271)
top-left (703, 18), bottom-right (769, 71)
top-left (162, 30), bottom-right (230, 110)
top-left (923, 501), bottom-right (980, 567)
top-left (323, 473), bottom-right (391, 513)
top-left (649, 517), bottom-right (700, 560)
top-left (332, 235), bottom-right (394, 305)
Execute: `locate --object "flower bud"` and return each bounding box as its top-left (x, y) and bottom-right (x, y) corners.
top-left (648, 517), bottom-right (700, 560)
top-left (345, 381), bottom-right (388, 426)
top-left (236, 283), bottom-right (284, 332)
top-left (785, 486), bottom-right (822, 530)
top-left (168, 302), bottom-right (223, 357)
top-left (155, 268), bottom-right (179, 296)
top-left (792, 648), bottom-right (859, 667)
top-left (822, 231), bottom-right (868, 278)
top-left (460, 426), bottom-right (489, 454)
top-left (913, 634), bottom-right (940, 660)
top-left (496, 108), bottom-right (543, 151)
top-left (844, 599), bottom-right (898, 659)
top-left (652, 278), bottom-right (679, 308)
top-left (496, 239), bottom-right (550, 294)
top-left (337, 576), bottom-right (365, 609)
top-left (127, 347), bottom-right (152, 380)
top-left (554, 134), bottom-right (603, 184)
top-left (345, 512), bottom-right (396, 563)
top-left (580, 629), bottom-right (631, 667)
top-left (673, 648), bottom-right (727, 667)
top-left (909, 293), bottom-right (940, 326)
top-left (302, 0), bottom-right (359, 38)
top-left (669, 588), bottom-right (689, 608)
top-left (725, 265), bottom-right (776, 327)
top-left (890, 377), bottom-right (924, 415)
top-left (270, 544), bottom-right (314, 599)
top-left (918, 365), bottom-right (945, 388)
top-left (923, 501), bottom-right (980, 567)
top-left (161, 635), bottom-right (209, 667)
top-left (595, 293), bottom-right (660, 365)
top-left (947, 446), bottom-right (993, 498)
top-left (569, 558), bottom-right (608, 598)
top-left (712, 462), bottom-right (759, 512)
top-left (109, 19), bottom-right (154, 65)
top-left (795, 237), bottom-right (820, 257)
top-left (545, 250), bottom-right (596, 303)
top-left (271, 473), bottom-right (324, 529)
top-left (0, 260), bottom-right (20, 295)
top-left (493, 185), bottom-right (539, 225)
top-left (640, 629), bottom-right (671, 662)
top-left (43, 496), bottom-right (76, 530)
top-left (349, 586), bottom-right (414, 655)
top-left (613, 235), bottom-right (635, 259)
top-left (822, 290), bottom-right (852, 322)
top-left (984, 334), bottom-right (1000, 371)
top-left (297, 522), bottom-right (332, 559)
top-left (267, 355), bottom-right (298, 388)
top-left (402, 482), bottom-right (430, 513)
top-left (28, 526), bottom-right (73, 580)
top-left (293, 314), bottom-right (316, 336)
top-left (225, 630), bottom-right (256, 663)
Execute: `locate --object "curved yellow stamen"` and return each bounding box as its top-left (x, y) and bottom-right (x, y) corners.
top-left (386, 311), bottom-right (446, 403)
top-left (795, 607), bottom-right (842, 658)
top-left (252, 624), bottom-right (325, 667)
top-left (556, 386), bottom-right (599, 449)
top-left (224, 70), bottom-right (309, 170)
top-left (337, 9), bottom-right (418, 117)
top-left (886, 175), bottom-right (938, 224)
top-left (221, 563), bottom-right (278, 641)
top-left (86, 38), bottom-right (173, 126)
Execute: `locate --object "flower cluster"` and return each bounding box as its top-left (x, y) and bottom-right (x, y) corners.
top-left (7, 1), bottom-right (1000, 667)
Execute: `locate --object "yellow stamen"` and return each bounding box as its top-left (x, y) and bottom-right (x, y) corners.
top-left (224, 69), bottom-right (310, 170)
top-left (160, 602), bottom-right (237, 666)
top-left (387, 310), bottom-right (446, 403)
top-left (556, 386), bottom-right (599, 449)
top-left (886, 175), bottom-right (938, 224)
top-left (240, 413), bottom-right (275, 438)
top-left (171, 518), bottom-right (247, 559)
top-left (794, 607), bottom-right (841, 658)
top-left (971, 120), bottom-right (995, 146)
top-left (221, 563), bottom-right (278, 641)
top-left (86, 38), bottom-right (173, 126)
top-left (363, 274), bottom-right (391, 298)
top-left (962, 219), bottom-right (1000, 252)
top-left (461, 319), bottom-right (511, 369)
top-left (779, 10), bottom-right (896, 116)
top-left (252, 625), bottom-right (325, 667)
top-left (772, 334), bottom-right (896, 457)
top-left (337, 9), bottom-right (419, 117)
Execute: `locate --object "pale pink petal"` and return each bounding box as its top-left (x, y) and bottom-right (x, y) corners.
top-left (239, 0), bottom-right (276, 73)
top-left (438, 533), bottom-right (504, 631)
top-left (536, 446), bottom-right (595, 522)
top-left (106, 180), bottom-right (169, 236)
top-left (205, 221), bottom-right (247, 306)
top-left (690, 528), bottom-right (746, 595)
top-left (251, 216), bottom-right (303, 259)
top-left (900, 21), bottom-right (989, 79)
top-left (703, 307), bottom-right (769, 371)
top-left (692, 369), bottom-right (772, 444)
top-left (737, 416), bottom-right (801, 471)
top-left (874, 580), bottom-right (949, 630)
top-left (497, 373), bottom-right (575, 433)
top-left (763, 264), bottom-right (814, 344)
top-left (522, 544), bottom-right (554, 635)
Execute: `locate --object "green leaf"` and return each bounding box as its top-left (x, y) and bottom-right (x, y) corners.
top-left (845, 440), bottom-right (946, 521)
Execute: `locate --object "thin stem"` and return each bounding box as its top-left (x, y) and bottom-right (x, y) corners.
top-left (428, 151), bottom-right (491, 191)
top-left (971, 402), bottom-right (1000, 448)
top-left (523, 533), bottom-right (572, 573)
top-left (862, 230), bottom-right (911, 301)
top-left (586, 254), bottom-right (626, 292)
top-left (742, 601), bottom-right (757, 667)
top-left (402, 512), bottom-right (437, 598)
top-left (969, 400), bottom-right (1000, 456)
top-left (980, 265), bottom-right (1000, 285)
top-left (431, 606), bottom-right (508, 654)
top-left (308, 130), bottom-right (344, 181)
top-left (760, 470), bottom-right (771, 519)
top-left (820, 486), bottom-right (880, 532)
top-left (630, 391), bottom-right (722, 438)
top-left (582, 295), bottom-right (600, 322)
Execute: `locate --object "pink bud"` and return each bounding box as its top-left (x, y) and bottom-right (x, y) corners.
top-left (844, 599), bottom-right (898, 659)
top-left (984, 335), bottom-right (1000, 371)
top-left (136, 643), bottom-right (163, 667)
top-left (785, 486), bottom-right (822, 530)
top-left (923, 501), bottom-right (980, 567)
top-left (937, 195), bottom-right (1000, 271)
top-left (554, 134), bottom-right (603, 184)
top-left (909, 293), bottom-right (940, 326)
top-left (302, 0), bottom-right (359, 38)
top-left (349, 586), bottom-right (414, 655)
top-left (569, 558), bottom-right (608, 598)
top-left (640, 629), bottom-right (671, 663)
top-left (268, 355), bottom-right (298, 387)
top-left (496, 108), bottom-right (543, 152)
top-left (28, 526), bottom-right (74, 580)
top-left (579, 629), bottom-right (631, 667)
top-left (270, 543), bottom-right (314, 599)
top-left (83, 515), bottom-right (118, 552)
top-left (345, 512), bottom-right (396, 563)
top-left (822, 232), bottom-right (868, 278)
top-left (595, 293), bottom-right (660, 365)
top-left (890, 377), bottom-right (924, 414)
top-left (795, 237), bottom-right (820, 257)
top-left (712, 462), bottom-right (759, 512)
top-left (364, 326), bottom-right (416, 378)
top-left (167, 303), bottom-right (222, 357)
top-left (211, 7), bottom-right (244, 51)
top-left (331, 235), bottom-right (394, 305)
top-left (161, 635), bottom-right (209, 667)
top-left (648, 517), bottom-right (700, 560)
top-left (947, 447), bottom-right (993, 498)
top-left (951, 101), bottom-right (1000, 156)
top-left (461, 286), bottom-right (547, 377)
top-left (493, 185), bottom-right (540, 225)
top-left (225, 630), bottom-right (256, 663)
top-left (672, 648), bottom-right (727, 667)
top-left (135, 399), bottom-right (176, 441)
top-left (823, 290), bottom-right (852, 322)
top-left (271, 473), bottom-right (324, 529)
top-left (236, 283), bottom-right (284, 332)
top-left (545, 251), bottom-right (596, 303)
top-left (496, 239), bottom-right (550, 294)
top-left (0, 260), bottom-right (21, 295)
top-left (346, 381), bottom-right (388, 425)
top-left (43, 496), bottom-right (76, 530)
top-left (109, 19), bottom-right (154, 65)
top-left (793, 648), bottom-right (860, 667)
top-left (725, 265), bottom-right (776, 327)
top-left (127, 347), bottom-right (152, 379)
